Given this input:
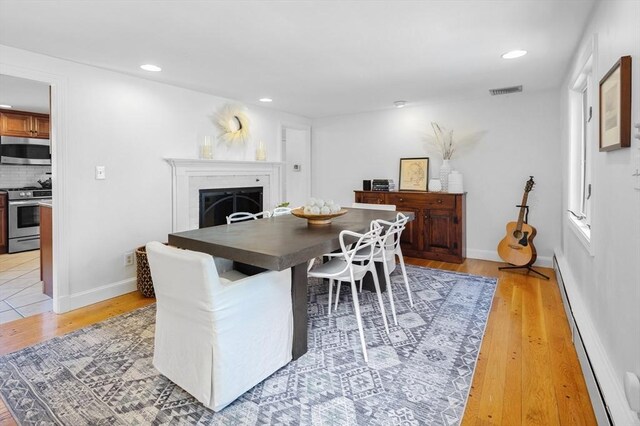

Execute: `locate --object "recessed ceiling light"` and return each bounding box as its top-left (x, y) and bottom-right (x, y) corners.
top-left (259, 98), bottom-right (273, 103)
top-left (394, 100), bottom-right (407, 108)
top-left (501, 50), bottom-right (527, 59)
top-left (140, 64), bottom-right (162, 72)
top-left (0, 104), bottom-right (12, 109)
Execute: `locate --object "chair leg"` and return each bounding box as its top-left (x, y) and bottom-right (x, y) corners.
top-left (397, 249), bottom-right (413, 307)
top-left (334, 281), bottom-right (342, 312)
top-left (327, 278), bottom-right (334, 315)
top-left (359, 279), bottom-right (363, 293)
top-left (382, 258), bottom-right (398, 326)
top-left (350, 279), bottom-right (369, 363)
top-left (370, 264), bottom-right (390, 335)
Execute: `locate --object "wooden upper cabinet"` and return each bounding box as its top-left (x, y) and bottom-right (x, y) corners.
top-left (0, 110), bottom-right (50, 139)
top-left (32, 115), bottom-right (50, 138)
top-left (0, 112), bottom-right (32, 137)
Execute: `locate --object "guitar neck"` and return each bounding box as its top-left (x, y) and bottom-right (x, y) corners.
top-left (516, 191), bottom-right (530, 231)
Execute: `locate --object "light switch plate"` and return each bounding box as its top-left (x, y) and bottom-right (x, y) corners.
top-left (95, 166), bottom-right (106, 180)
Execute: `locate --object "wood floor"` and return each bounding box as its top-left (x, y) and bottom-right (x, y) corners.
top-left (0, 258), bottom-right (596, 425)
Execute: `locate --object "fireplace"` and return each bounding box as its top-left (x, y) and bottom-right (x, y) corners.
top-left (199, 186), bottom-right (263, 228)
top-left (166, 159), bottom-right (282, 232)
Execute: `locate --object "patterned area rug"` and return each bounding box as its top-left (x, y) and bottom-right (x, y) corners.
top-left (0, 265), bottom-right (496, 425)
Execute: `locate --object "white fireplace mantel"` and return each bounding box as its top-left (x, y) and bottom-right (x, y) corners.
top-left (166, 158), bottom-right (284, 232)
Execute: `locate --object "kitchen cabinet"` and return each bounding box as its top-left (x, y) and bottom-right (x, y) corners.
top-left (0, 110), bottom-right (50, 139)
top-left (40, 203), bottom-right (53, 297)
top-left (0, 193), bottom-right (6, 254)
top-left (354, 190), bottom-right (466, 263)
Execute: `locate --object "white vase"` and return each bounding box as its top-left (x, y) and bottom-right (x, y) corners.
top-left (440, 159), bottom-right (452, 192)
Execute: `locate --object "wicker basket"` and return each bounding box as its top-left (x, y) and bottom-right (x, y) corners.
top-left (135, 245), bottom-right (156, 298)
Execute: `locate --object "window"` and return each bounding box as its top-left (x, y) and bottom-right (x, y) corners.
top-left (569, 53), bottom-right (593, 246)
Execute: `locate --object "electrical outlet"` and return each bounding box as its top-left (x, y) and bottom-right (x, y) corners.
top-left (124, 251), bottom-right (134, 266)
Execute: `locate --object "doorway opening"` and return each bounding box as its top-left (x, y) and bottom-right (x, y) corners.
top-left (0, 74), bottom-right (53, 323)
top-left (281, 124), bottom-right (311, 208)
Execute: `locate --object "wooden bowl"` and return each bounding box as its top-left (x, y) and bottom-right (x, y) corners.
top-left (290, 207), bottom-right (348, 225)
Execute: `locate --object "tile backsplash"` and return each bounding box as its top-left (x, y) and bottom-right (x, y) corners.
top-left (0, 165), bottom-right (52, 188)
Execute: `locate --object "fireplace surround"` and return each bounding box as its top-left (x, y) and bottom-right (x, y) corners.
top-left (166, 159), bottom-right (283, 232)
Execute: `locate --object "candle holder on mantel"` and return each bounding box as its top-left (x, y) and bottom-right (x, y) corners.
top-left (199, 135), bottom-right (214, 159)
top-left (256, 140), bottom-right (267, 161)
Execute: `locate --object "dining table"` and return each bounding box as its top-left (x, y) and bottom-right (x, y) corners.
top-left (168, 207), bottom-right (414, 360)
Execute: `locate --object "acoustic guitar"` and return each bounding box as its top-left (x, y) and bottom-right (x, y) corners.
top-left (497, 177), bottom-right (538, 267)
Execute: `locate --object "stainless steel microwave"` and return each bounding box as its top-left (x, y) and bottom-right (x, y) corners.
top-left (0, 136), bottom-right (51, 165)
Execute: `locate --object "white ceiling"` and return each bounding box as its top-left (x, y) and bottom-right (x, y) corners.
top-left (0, 75), bottom-right (50, 114)
top-left (0, 0), bottom-right (596, 118)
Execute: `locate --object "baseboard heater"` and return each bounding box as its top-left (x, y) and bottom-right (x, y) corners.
top-left (553, 255), bottom-right (613, 425)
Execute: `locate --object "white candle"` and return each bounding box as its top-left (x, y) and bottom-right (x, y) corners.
top-left (256, 140), bottom-right (267, 161)
top-left (200, 135), bottom-right (214, 159)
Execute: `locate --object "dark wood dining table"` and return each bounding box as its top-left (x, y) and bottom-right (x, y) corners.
top-left (168, 208), bottom-right (414, 360)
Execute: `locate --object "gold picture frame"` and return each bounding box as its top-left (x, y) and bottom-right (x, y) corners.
top-left (599, 56), bottom-right (632, 152)
top-left (399, 157), bottom-right (429, 191)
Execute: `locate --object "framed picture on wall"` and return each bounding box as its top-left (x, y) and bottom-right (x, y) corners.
top-left (599, 55), bottom-right (632, 152)
top-left (399, 157), bottom-right (429, 191)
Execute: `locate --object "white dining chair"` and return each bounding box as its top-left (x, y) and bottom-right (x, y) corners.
top-left (272, 207), bottom-right (293, 216)
top-left (146, 241), bottom-right (293, 412)
top-left (226, 210), bottom-right (272, 224)
top-left (307, 224), bottom-right (389, 363)
top-left (334, 213), bottom-right (412, 326)
top-left (351, 202), bottom-right (396, 211)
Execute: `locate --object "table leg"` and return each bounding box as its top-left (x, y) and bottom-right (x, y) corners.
top-left (291, 262), bottom-right (309, 360)
top-left (361, 262), bottom-right (388, 293)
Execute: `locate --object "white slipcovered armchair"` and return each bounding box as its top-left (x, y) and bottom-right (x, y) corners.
top-left (145, 241), bottom-right (293, 412)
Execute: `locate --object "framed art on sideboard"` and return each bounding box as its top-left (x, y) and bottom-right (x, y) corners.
top-left (399, 157), bottom-right (429, 191)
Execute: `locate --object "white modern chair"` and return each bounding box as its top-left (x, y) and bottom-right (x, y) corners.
top-left (272, 207), bottom-right (293, 216)
top-left (146, 241), bottom-right (292, 412)
top-left (226, 210), bottom-right (272, 224)
top-left (335, 213), bottom-right (413, 326)
top-left (351, 202), bottom-right (396, 211)
top-left (307, 224), bottom-right (389, 363)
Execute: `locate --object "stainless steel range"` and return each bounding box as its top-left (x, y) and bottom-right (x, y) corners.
top-left (2, 187), bottom-right (52, 253)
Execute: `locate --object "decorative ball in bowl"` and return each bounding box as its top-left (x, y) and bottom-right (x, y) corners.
top-left (291, 198), bottom-right (347, 225)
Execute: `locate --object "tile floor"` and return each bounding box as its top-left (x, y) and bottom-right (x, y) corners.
top-left (0, 250), bottom-right (51, 324)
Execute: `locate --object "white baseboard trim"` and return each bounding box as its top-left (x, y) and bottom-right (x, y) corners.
top-left (56, 278), bottom-right (137, 313)
top-left (554, 251), bottom-right (640, 426)
top-left (466, 248), bottom-right (553, 268)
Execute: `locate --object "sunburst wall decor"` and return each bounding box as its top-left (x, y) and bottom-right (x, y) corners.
top-left (213, 104), bottom-right (250, 144)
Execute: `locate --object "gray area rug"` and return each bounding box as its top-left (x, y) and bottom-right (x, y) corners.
top-left (0, 265), bottom-right (496, 425)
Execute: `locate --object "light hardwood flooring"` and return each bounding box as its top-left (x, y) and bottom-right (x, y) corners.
top-left (0, 258), bottom-right (595, 425)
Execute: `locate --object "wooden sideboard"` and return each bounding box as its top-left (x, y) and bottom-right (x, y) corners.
top-left (354, 190), bottom-right (466, 263)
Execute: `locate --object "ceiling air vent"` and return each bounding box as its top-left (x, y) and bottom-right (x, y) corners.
top-left (489, 85), bottom-right (523, 96)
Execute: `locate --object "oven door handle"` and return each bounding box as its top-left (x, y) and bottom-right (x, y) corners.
top-left (8, 200), bottom-right (42, 206)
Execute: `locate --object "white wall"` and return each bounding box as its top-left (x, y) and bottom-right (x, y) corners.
top-left (559, 1), bottom-right (640, 424)
top-left (0, 44), bottom-right (310, 309)
top-left (312, 90), bottom-right (561, 264)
